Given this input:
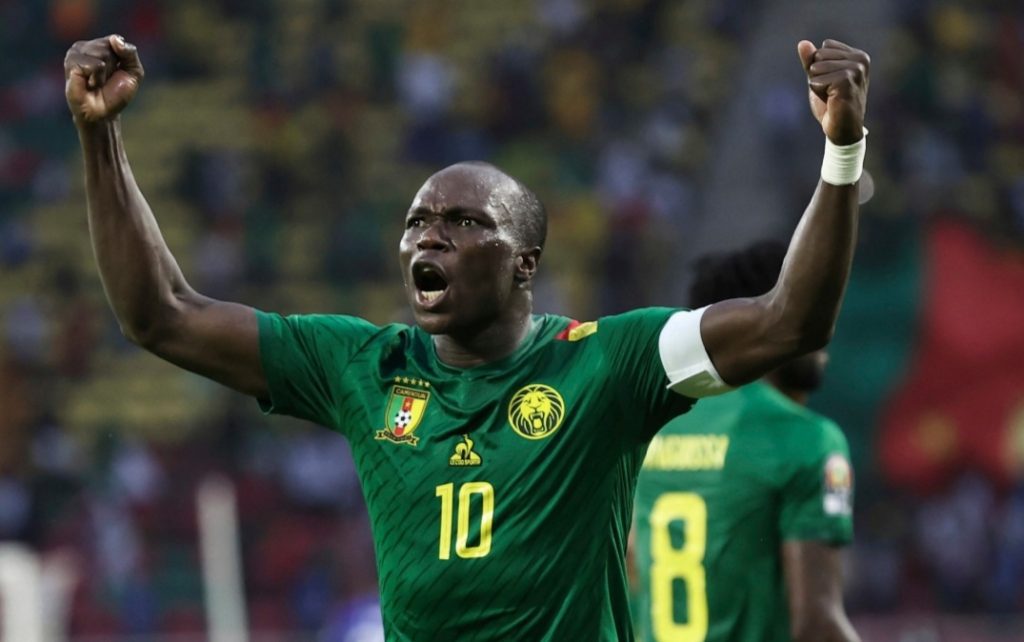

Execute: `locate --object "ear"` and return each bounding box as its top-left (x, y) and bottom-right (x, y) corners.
top-left (514, 247), bottom-right (542, 286)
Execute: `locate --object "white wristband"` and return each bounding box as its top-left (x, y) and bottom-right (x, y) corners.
top-left (821, 128), bottom-right (867, 186)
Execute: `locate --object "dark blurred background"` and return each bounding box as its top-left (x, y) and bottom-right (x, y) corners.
top-left (2, 0), bottom-right (1024, 640)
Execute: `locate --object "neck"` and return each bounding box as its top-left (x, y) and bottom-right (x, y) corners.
top-left (433, 298), bottom-right (534, 368)
top-left (765, 373), bottom-right (809, 406)
top-left (778, 387), bottom-right (810, 406)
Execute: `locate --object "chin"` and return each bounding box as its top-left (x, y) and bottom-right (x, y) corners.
top-left (411, 309), bottom-right (450, 335)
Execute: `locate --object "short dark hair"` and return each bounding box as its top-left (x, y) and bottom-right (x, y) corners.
top-left (688, 240), bottom-right (787, 308)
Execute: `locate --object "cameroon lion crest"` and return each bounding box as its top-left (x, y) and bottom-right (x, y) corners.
top-left (508, 384), bottom-right (566, 440)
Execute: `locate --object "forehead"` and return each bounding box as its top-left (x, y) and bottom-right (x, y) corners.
top-left (410, 165), bottom-right (520, 218)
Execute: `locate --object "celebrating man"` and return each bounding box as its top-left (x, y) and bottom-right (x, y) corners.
top-left (65, 34), bottom-right (869, 640)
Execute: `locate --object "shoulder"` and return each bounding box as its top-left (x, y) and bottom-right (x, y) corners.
top-left (257, 311), bottom-right (411, 351)
top-left (766, 401), bottom-right (850, 475)
top-left (785, 403), bottom-right (848, 454)
top-left (812, 413), bottom-right (849, 448)
top-left (727, 385), bottom-right (845, 453)
top-left (744, 385), bottom-right (826, 428)
top-left (591, 307), bottom-right (684, 344)
top-left (598, 307), bottom-right (683, 327)
top-left (539, 308), bottom-right (684, 347)
top-left (259, 311), bottom-right (405, 334)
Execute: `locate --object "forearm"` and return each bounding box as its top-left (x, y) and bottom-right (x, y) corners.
top-left (767, 178), bottom-right (859, 352)
top-left (66, 36), bottom-right (266, 397)
top-left (79, 119), bottom-right (195, 345)
top-left (785, 541), bottom-right (861, 642)
top-left (695, 40), bottom-right (869, 386)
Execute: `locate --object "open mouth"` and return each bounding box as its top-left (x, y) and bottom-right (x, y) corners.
top-left (412, 262), bottom-right (449, 307)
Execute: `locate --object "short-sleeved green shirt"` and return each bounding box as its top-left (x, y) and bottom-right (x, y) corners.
top-left (632, 382), bottom-right (854, 642)
top-left (257, 308), bottom-right (693, 641)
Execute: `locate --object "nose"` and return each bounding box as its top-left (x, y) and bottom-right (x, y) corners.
top-left (416, 219), bottom-right (449, 251)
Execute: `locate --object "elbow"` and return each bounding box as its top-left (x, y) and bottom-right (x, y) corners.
top-left (119, 317), bottom-right (169, 351)
top-left (781, 307), bottom-right (836, 356)
top-left (791, 614), bottom-right (859, 642)
top-left (791, 631), bottom-right (814, 642)
top-left (789, 611), bottom-right (813, 642)
top-left (762, 293), bottom-right (835, 359)
top-left (790, 622), bottom-right (825, 642)
top-left (796, 323), bottom-right (834, 354)
top-left (769, 319), bottom-right (834, 364)
top-left (118, 297), bottom-right (189, 351)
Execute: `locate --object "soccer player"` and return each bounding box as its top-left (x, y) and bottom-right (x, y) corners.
top-left (632, 241), bottom-right (860, 642)
top-left (64, 34), bottom-right (869, 640)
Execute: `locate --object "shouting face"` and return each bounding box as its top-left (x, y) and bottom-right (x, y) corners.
top-left (399, 162), bottom-right (542, 337)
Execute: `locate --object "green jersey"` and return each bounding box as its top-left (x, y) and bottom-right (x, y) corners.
top-left (632, 382), bottom-right (854, 642)
top-left (257, 308), bottom-right (694, 641)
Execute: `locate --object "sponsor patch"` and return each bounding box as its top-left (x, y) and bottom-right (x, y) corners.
top-left (449, 435), bottom-right (482, 467)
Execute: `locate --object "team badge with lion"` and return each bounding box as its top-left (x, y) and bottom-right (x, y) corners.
top-left (508, 384), bottom-right (566, 440)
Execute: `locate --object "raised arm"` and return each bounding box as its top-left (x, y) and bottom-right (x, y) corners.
top-left (66, 35), bottom-right (267, 398)
top-left (782, 541), bottom-right (861, 642)
top-left (700, 40), bottom-right (869, 385)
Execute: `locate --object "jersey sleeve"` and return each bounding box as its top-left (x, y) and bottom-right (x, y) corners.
top-left (597, 307), bottom-right (696, 442)
top-left (778, 421), bottom-right (854, 545)
top-left (256, 310), bottom-right (380, 430)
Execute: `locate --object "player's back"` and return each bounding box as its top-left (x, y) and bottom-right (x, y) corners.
top-left (633, 382), bottom-right (852, 642)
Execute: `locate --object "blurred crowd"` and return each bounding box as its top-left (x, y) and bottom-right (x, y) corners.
top-left (1, 0), bottom-right (1023, 638)
top-left (842, 0), bottom-right (1024, 622)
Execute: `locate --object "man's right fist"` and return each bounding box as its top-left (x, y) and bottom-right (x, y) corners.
top-left (796, 39), bottom-right (869, 146)
top-left (65, 35), bottom-right (144, 127)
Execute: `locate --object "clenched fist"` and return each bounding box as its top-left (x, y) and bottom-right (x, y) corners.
top-left (797, 39), bottom-right (869, 145)
top-left (65, 35), bottom-right (144, 127)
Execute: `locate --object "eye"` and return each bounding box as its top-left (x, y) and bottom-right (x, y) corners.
top-left (406, 216), bottom-right (424, 229)
top-left (456, 216), bottom-right (475, 227)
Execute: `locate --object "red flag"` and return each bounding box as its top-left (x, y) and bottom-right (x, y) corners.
top-left (879, 220), bottom-right (1024, 492)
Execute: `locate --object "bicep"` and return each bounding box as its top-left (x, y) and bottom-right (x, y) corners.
top-left (147, 294), bottom-right (267, 399)
top-left (700, 297), bottom-right (799, 386)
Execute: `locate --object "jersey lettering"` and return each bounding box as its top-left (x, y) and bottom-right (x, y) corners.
top-left (643, 435), bottom-right (730, 471)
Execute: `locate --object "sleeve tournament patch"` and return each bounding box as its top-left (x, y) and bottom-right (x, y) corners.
top-left (823, 453), bottom-right (854, 516)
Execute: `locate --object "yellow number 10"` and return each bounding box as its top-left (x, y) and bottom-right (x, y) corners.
top-left (649, 492), bottom-right (708, 642)
top-left (436, 482), bottom-right (494, 560)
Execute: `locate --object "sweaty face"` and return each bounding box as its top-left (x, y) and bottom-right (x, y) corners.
top-left (398, 164), bottom-right (527, 336)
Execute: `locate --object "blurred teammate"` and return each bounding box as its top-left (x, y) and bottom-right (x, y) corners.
top-left (65, 33), bottom-right (869, 640)
top-left (632, 241), bottom-right (860, 642)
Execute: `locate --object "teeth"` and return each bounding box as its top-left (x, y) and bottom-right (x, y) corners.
top-left (422, 290), bottom-right (444, 302)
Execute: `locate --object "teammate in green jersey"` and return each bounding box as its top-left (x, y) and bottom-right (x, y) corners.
top-left (66, 32), bottom-right (870, 640)
top-left (632, 241), bottom-right (860, 642)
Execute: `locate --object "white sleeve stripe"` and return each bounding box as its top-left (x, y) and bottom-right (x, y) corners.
top-left (658, 307), bottom-right (733, 398)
